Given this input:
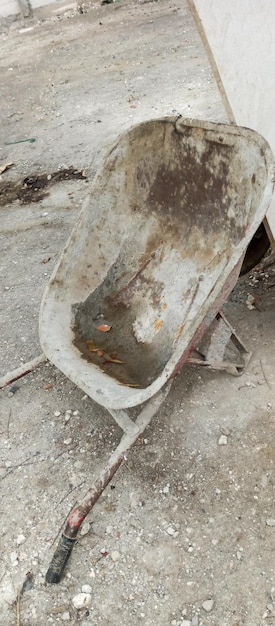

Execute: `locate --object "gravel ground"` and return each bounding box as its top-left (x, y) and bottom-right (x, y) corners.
top-left (0, 1), bottom-right (275, 625)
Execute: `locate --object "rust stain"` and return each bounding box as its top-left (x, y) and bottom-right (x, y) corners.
top-left (175, 322), bottom-right (185, 341)
top-left (154, 319), bottom-right (164, 331)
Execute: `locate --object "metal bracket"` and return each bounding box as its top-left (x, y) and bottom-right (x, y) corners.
top-left (187, 310), bottom-right (251, 376)
top-left (108, 408), bottom-right (140, 436)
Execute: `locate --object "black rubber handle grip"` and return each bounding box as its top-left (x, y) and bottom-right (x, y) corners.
top-left (45, 535), bottom-right (75, 584)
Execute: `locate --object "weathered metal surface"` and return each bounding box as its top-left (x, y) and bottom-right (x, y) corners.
top-left (187, 310), bottom-right (251, 375)
top-left (39, 116), bottom-right (274, 409)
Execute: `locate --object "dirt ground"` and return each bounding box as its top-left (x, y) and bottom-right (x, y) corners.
top-left (0, 1), bottom-right (275, 625)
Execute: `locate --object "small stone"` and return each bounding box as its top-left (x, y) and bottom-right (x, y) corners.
top-left (10, 551), bottom-right (18, 563)
top-left (163, 484), bottom-right (170, 494)
top-left (166, 526), bottom-right (176, 536)
top-left (64, 438), bottom-right (72, 445)
top-left (72, 593), bottom-right (92, 609)
top-left (191, 617), bottom-right (199, 626)
top-left (81, 584), bottom-right (92, 594)
top-left (111, 551), bottom-right (120, 562)
top-left (261, 474), bottom-right (270, 488)
top-left (246, 294), bottom-right (255, 309)
top-left (266, 519), bottom-right (275, 527)
top-left (16, 534), bottom-right (26, 546)
top-left (79, 521), bottom-right (90, 537)
top-left (73, 410), bottom-right (79, 416)
top-left (202, 599), bottom-right (214, 612)
top-left (61, 612), bottom-right (71, 621)
top-left (54, 411), bottom-right (61, 417)
top-left (267, 603), bottom-right (274, 612)
top-left (180, 621), bottom-right (191, 626)
top-left (218, 434), bottom-right (228, 445)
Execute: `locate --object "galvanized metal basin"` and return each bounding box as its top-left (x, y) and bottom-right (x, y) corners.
top-left (39, 117), bottom-right (274, 409)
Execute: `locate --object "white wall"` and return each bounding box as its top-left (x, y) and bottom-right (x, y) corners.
top-left (0, 0), bottom-right (64, 17)
top-left (188, 0), bottom-right (275, 243)
top-left (0, 0), bottom-right (19, 17)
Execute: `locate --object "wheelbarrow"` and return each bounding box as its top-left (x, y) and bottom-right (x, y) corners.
top-left (39, 116), bottom-right (274, 582)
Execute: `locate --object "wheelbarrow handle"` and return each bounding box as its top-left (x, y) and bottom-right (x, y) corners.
top-left (45, 535), bottom-right (76, 584)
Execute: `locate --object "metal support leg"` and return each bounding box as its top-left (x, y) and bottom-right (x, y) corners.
top-left (187, 310), bottom-right (251, 375)
top-left (108, 408), bottom-right (140, 436)
top-left (45, 381), bottom-right (172, 584)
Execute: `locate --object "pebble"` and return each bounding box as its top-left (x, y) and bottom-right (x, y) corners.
top-left (72, 593), bottom-right (92, 609)
top-left (111, 550), bottom-right (121, 562)
top-left (81, 584), bottom-right (92, 594)
top-left (61, 612), bottom-right (71, 621)
top-left (163, 484), bottom-right (170, 494)
top-left (54, 411), bottom-right (61, 417)
top-left (191, 617), bottom-right (199, 626)
top-left (180, 621), bottom-right (191, 626)
top-left (266, 519), bottom-right (275, 527)
top-left (64, 438), bottom-right (72, 445)
top-left (202, 599), bottom-right (214, 612)
top-left (10, 551), bottom-right (18, 562)
top-left (166, 525), bottom-right (177, 536)
top-left (16, 534), bottom-right (26, 546)
top-left (106, 525), bottom-right (113, 534)
top-left (218, 434), bottom-right (228, 445)
top-left (80, 521), bottom-right (90, 537)
top-left (261, 474), bottom-right (270, 488)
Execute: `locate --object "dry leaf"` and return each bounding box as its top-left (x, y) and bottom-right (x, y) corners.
top-left (96, 324), bottom-right (112, 332)
top-left (0, 162), bottom-right (14, 175)
top-left (119, 382), bottom-right (141, 387)
top-left (103, 352), bottom-right (125, 364)
top-left (87, 339), bottom-right (99, 351)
